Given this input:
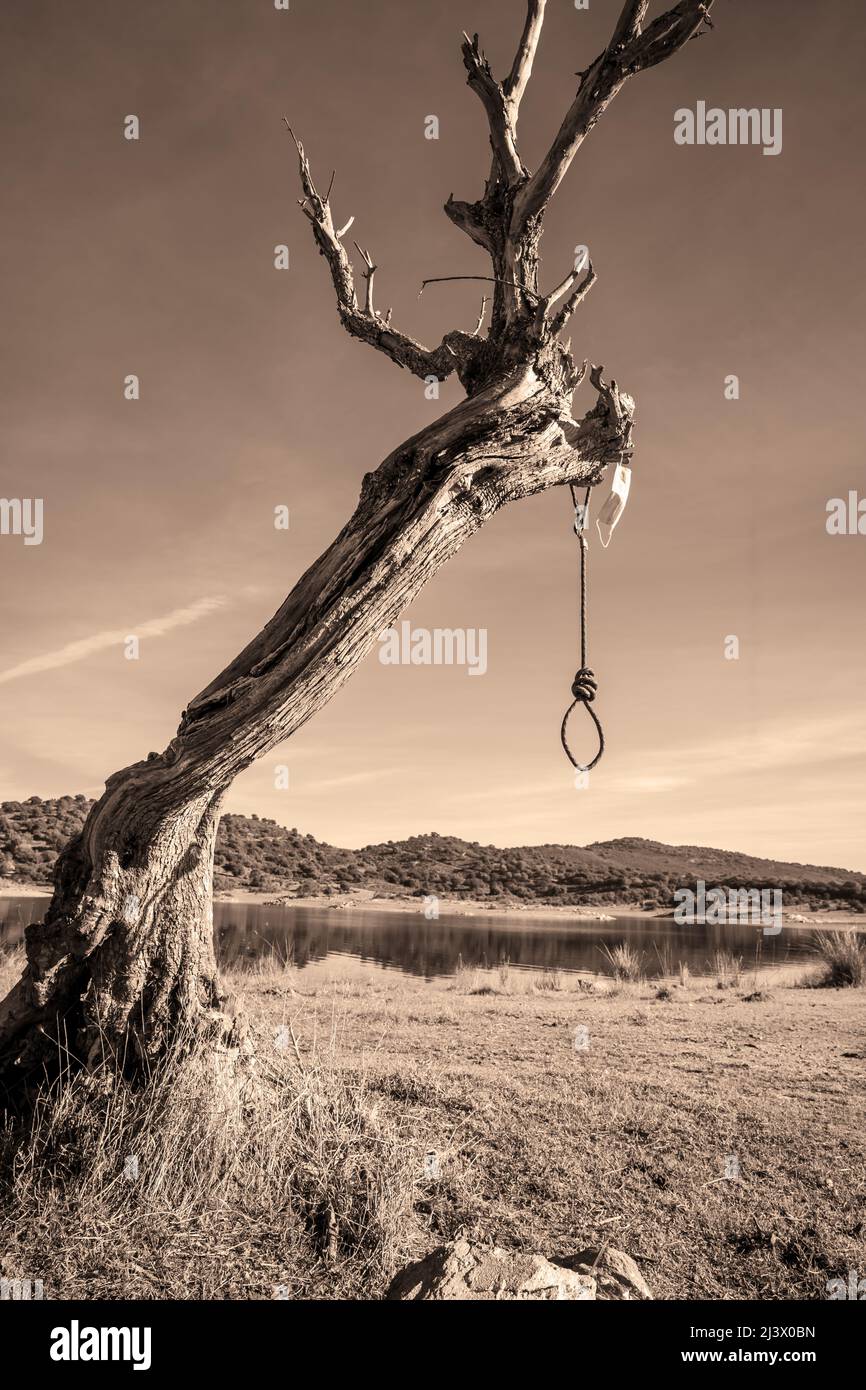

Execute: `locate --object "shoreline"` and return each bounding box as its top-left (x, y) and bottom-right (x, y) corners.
top-left (3, 881), bottom-right (864, 928)
top-left (220, 888), bottom-right (865, 928)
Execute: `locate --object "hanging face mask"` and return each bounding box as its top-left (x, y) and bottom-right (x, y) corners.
top-left (596, 462), bottom-right (631, 548)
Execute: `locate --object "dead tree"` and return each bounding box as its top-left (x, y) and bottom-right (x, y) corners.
top-left (0, 1), bottom-right (715, 1093)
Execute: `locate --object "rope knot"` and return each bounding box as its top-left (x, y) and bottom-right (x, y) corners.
top-left (560, 485), bottom-right (604, 773)
top-left (570, 667), bottom-right (598, 703)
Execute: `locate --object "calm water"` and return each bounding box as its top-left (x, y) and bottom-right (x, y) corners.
top-left (0, 896), bottom-right (812, 981)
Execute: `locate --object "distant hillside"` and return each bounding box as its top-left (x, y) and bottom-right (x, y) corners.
top-left (1, 797), bottom-right (864, 911)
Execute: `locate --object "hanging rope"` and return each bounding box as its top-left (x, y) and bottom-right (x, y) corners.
top-left (560, 483), bottom-right (605, 772)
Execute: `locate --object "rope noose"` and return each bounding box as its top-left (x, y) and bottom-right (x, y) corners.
top-left (560, 483), bottom-right (605, 773)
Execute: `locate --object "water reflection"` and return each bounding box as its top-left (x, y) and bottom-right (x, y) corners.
top-left (0, 896), bottom-right (812, 982)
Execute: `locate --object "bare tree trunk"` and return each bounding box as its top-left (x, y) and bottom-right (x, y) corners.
top-left (0, 365), bottom-right (625, 1088)
top-left (0, 0), bottom-right (714, 1096)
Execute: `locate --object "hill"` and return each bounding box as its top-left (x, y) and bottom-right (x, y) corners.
top-left (1, 798), bottom-right (864, 911)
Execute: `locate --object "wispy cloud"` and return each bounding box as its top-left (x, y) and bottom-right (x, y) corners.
top-left (615, 710), bottom-right (866, 786)
top-left (304, 768), bottom-right (409, 792)
top-left (614, 774), bottom-right (692, 793)
top-left (445, 709), bottom-right (866, 808)
top-left (0, 596), bottom-right (228, 686)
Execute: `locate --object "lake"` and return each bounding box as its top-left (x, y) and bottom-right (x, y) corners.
top-left (0, 895), bottom-right (813, 981)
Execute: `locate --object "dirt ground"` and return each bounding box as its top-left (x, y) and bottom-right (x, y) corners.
top-left (0, 947), bottom-right (862, 1301)
top-left (238, 957), bottom-right (866, 1300)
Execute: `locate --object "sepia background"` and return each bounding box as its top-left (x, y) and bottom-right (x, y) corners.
top-left (1, 0), bottom-right (864, 866)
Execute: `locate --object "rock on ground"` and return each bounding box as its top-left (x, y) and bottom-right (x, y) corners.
top-left (387, 1239), bottom-right (596, 1301)
top-left (556, 1246), bottom-right (653, 1300)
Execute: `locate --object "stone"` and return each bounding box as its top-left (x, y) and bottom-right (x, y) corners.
top-left (556, 1246), bottom-right (652, 1300)
top-left (387, 1239), bottom-right (596, 1301)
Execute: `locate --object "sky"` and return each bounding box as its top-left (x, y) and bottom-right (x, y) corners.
top-left (1, 0), bottom-right (864, 868)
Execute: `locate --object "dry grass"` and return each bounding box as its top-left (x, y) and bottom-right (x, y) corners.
top-left (533, 967), bottom-right (563, 992)
top-left (452, 955), bottom-right (479, 994)
top-left (453, 960), bottom-right (580, 998)
top-left (599, 941), bottom-right (645, 983)
top-left (0, 944), bottom-right (864, 1301)
top-left (711, 949), bottom-right (744, 990)
top-left (0, 954), bottom-right (420, 1300)
top-left (809, 930), bottom-right (866, 989)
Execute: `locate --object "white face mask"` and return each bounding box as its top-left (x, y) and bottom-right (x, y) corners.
top-left (596, 463), bottom-right (631, 548)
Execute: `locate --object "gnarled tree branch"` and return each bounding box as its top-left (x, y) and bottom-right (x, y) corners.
top-left (623, 0), bottom-right (714, 72)
top-left (608, 0), bottom-right (651, 53)
top-left (504, 0), bottom-right (547, 108)
top-left (512, 1), bottom-right (715, 231)
top-left (286, 122), bottom-right (475, 382)
top-left (461, 31), bottom-right (524, 185)
top-left (549, 261), bottom-right (597, 337)
top-left (459, 0), bottom-right (547, 192)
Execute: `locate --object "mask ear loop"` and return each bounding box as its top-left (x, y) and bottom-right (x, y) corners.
top-left (560, 483), bottom-right (604, 772)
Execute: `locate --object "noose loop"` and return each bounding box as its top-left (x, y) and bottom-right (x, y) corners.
top-left (560, 484), bottom-right (605, 772)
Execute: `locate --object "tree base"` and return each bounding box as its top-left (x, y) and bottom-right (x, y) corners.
top-left (0, 793), bottom-right (255, 1106)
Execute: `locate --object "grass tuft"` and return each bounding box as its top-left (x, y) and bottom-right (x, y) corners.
top-left (711, 950), bottom-right (743, 990)
top-left (599, 941), bottom-right (645, 983)
top-left (809, 931), bottom-right (866, 988)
